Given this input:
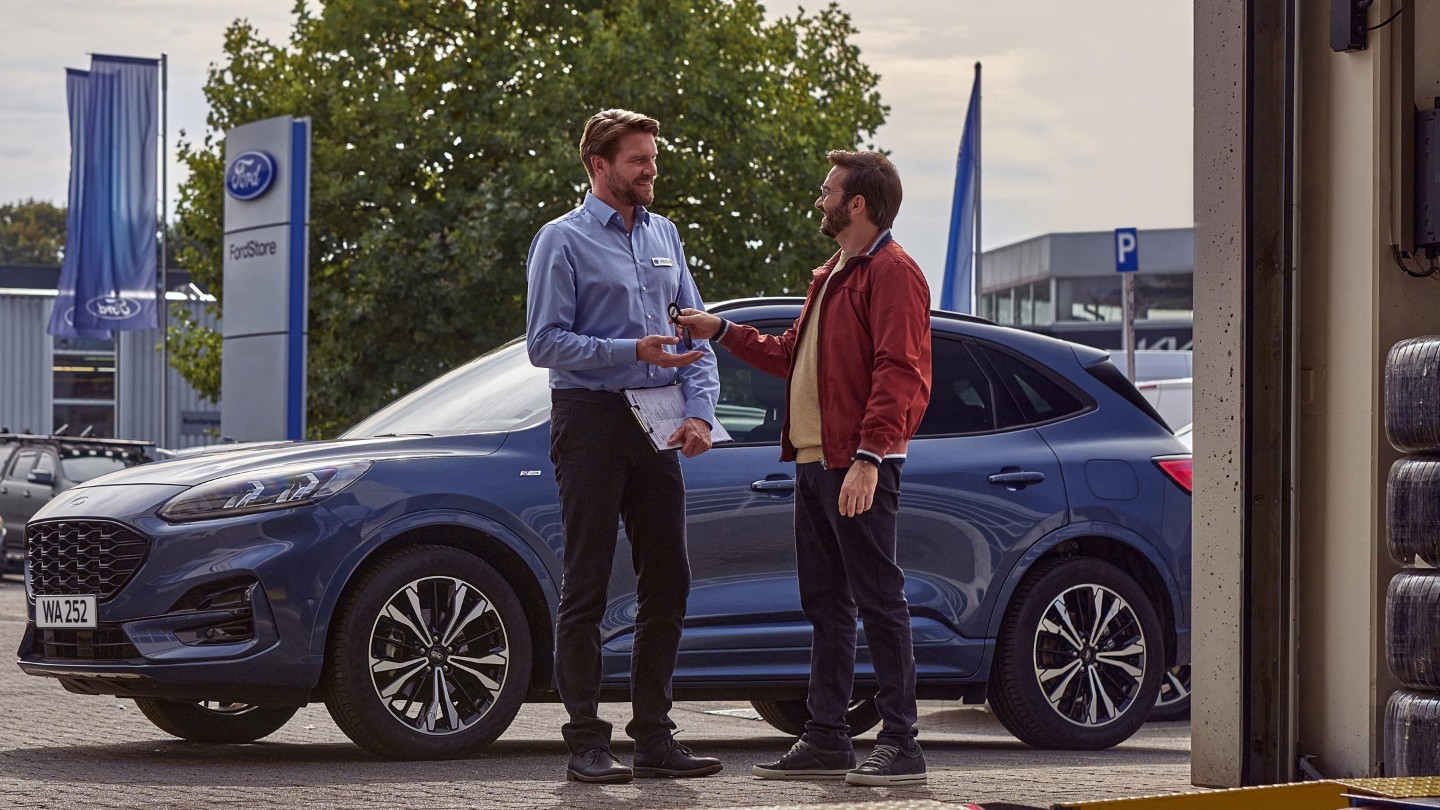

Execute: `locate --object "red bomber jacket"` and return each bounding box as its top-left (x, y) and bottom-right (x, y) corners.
top-left (719, 231), bottom-right (932, 469)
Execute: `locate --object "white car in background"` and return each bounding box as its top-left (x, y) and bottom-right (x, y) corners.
top-left (1136, 377), bottom-right (1192, 430)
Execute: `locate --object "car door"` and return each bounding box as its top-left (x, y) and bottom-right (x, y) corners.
top-left (0, 449), bottom-right (43, 533)
top-left (892, 334), bottom-right (1071, 680)
top-left (600, 321), bottom-right (808, 683)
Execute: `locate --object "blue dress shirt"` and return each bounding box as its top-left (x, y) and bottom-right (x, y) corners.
top-left (526, 192), bottom-right (719, 426)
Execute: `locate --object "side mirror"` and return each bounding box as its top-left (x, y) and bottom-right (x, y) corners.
top-left (27, 470), bottom-right (54, 487)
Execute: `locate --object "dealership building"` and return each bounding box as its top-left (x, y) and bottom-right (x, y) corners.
top-left (978, 226), bottom-right (1194, 352)
top-left (0, 264), bottom-right (218, 449)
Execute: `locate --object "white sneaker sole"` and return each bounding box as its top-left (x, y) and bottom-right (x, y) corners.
top-left (845, 772), bottom-right (928, 786)
top-left (751, 765), bottom-right (850, 780)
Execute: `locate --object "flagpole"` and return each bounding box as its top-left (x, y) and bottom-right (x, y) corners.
top-left (973, 61), bottom-right (982, 315)
top-left (159, 53), bottom-right (169, 449)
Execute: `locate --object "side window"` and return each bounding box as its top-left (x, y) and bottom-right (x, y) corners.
top-left (5, 450), bottom-right (38, 482)
top-left (713, 323), bottom-right (790, 444)
top-left (981, 345), bottom-right (1090, 425)
top-left (917, 338), bottom-right (1002, 436)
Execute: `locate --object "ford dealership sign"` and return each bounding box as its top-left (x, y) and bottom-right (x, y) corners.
top-left (226, 150), bottom-right (277, 201)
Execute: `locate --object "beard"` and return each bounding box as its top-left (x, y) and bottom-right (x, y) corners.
top-left (820, 200), bottom-right (851, 238)
top-left (607, 173), bottom-right (654, 207)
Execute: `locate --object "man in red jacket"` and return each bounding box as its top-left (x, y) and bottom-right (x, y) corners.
top-left (677, 150), bottom-right (932, 786)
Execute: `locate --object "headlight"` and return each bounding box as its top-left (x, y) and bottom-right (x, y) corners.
top-left (159, 461), bottom-right (371, 523)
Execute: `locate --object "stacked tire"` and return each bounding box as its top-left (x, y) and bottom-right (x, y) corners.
top-left (1383, 337), bottom-right (1440, 775)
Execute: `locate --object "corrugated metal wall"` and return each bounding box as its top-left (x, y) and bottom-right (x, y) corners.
top-left (1, 292), bottom-right (220, 449)
top-left (118, 297), bottom-right (221, 449)
top-left (0, 294), bottom-right (54, 434)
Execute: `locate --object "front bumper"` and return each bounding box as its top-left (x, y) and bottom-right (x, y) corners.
top-left (15, 483), bottom-right (361, 705)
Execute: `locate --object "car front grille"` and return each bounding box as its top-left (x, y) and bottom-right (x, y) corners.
top-left (26, 520), bottom-right (149, 600)
top-left (33, 625), bottom-right (140, 661)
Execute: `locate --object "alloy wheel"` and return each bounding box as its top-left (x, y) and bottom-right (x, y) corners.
top-left (1032, 583), bottom-right (1148, 728)
top-left (368, 575), bottom-right (511, 735)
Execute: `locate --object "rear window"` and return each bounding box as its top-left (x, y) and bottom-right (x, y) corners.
top-left (981, 345), bottom-right (1091, 425)
top-left (1085, 359), bottom-right (1171, 430)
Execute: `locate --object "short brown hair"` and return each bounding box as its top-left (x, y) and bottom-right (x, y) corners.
top-left (827, 150), bottom-right (903, 230)
top-left (579, 109), bottom-right (661, 179)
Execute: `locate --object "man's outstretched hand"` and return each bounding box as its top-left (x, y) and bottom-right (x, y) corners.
top-left (637, 334), bottom-right (702, 367)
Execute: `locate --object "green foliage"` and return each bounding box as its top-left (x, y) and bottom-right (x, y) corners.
top-left (174, 0), bottom-right (887, 438)
top-left (0, 199), bottom-right (67, 266)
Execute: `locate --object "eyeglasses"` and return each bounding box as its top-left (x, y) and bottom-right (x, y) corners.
top-left (817, 185), bottom-right (849, 201)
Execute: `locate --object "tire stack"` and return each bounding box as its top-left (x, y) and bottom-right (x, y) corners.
top-left (1384, 336), bottom-right (1440, 775)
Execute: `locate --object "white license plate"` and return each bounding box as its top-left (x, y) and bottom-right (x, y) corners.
top-left (35, 595), bottom-right (97, 629)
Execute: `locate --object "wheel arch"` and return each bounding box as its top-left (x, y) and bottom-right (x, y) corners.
top-left (312, 510), bottom-right (559, 695)
top-left (986, 523), bottom-right (1182, 669)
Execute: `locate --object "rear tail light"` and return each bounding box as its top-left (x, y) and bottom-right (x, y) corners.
top-left (1155, 456), bottom-right (1193, 493)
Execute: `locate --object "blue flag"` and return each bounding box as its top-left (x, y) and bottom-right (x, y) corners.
top-left (48, 54), bottom-right (160, 338)
top-left (941, 68), bottom-right (980, 314)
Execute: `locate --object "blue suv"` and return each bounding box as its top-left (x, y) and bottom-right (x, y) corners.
top-left (17, 299), bottom-right (1191, 758)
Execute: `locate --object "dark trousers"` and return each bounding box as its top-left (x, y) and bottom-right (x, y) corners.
top-left (794, 460), bottom-right (918, 752)
top-left (549, 389), bottom-right (691, 755)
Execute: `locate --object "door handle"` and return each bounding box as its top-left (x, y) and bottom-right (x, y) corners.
top-left (750, 478), bottom-right (796, 493)
top-left (987, 470), bottom-right (1046, 489)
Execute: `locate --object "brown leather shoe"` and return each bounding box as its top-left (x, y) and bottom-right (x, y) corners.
top-left (566, 747), bottom-right (633, 783)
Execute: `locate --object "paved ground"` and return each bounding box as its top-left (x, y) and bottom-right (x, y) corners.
top-left (0, 575), bottom-right (1195, 809)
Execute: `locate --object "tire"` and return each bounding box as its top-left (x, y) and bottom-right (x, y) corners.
top-left (989, 557), bottom-right (1164, 750)
top-left (1385, 337), bottom-right (1440, 454)
top-left (1387, 458), bottom-right (1440, 567)
top-left (1387, 571), bottom-right (1440, 690)
top-left (321, 545), bottom-right (532, 760)
top-left (1385, 689), bottom-right (1440, 776)
top-left (750, 698), bottom-right (882, 738)
top-left (135, 699), bottom-right (298, 743)
top-left (1148, 665), bottom-right (1191, 721)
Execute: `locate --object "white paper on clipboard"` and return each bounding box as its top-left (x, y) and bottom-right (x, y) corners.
top-left (623, 385), bottom-right (732, 451)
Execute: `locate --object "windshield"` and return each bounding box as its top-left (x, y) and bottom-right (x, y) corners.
top-left (60, 454), bottom-right (141, 484)
top-left (343, 339), bottom-right (551, 438)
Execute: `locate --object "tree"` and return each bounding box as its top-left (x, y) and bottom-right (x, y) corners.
top-left (0, 199), bottom-right (67, 266)
top-left (174, 0), bottom-right (887, 437)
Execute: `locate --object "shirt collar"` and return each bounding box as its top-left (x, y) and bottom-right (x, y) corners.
top-left (583, 191), bottom-right (650, 229)
top-left (865, 228), bottom-right (893, 256)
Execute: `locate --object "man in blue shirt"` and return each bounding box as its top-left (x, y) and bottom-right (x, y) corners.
top-left (526, 109), bottom-right (721, 784)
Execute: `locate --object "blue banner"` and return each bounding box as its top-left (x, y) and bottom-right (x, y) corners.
top-left (940, 69), bottom-right (980, 314)
top-left (48, 54), bottom-right (160, 337)
top-left (48, 69), bottom-right (108, 339)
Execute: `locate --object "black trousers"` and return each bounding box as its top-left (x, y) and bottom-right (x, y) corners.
top-left (549, 389), bottom-right (691, 754)
top-left (794, 460), bottom-right (919, 751)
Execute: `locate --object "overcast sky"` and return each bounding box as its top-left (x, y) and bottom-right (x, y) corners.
top-left (0, 1), bottom-right (1193, 294)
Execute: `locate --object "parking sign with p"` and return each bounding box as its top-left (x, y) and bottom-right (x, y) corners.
top-left (1115, 228), bottom-right (1139, 272)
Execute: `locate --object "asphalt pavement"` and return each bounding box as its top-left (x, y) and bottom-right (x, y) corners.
top-left (0, 575), bottom-right (1195, 809)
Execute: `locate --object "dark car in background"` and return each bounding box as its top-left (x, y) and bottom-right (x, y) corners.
top-left (0, 434), bottom-right (154, 572)
top-left (15, 299), bottom-right (1191, 758)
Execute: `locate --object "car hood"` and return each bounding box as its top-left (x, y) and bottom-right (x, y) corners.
top-left (74, 433), bottom-right (509, 488)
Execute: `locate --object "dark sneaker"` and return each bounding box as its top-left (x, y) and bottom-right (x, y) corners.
top-left (566, 747), bottom-right (632, 784)
top-left (752, 739), bottom-right (856, 780)
top-left (845, 743), bottom-right (927, 786)
top-left (633, 737), bottom-right (723, 778)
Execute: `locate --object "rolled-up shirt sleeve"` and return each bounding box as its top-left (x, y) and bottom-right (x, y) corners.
top-left (526, 224), bottom-right (638, 370)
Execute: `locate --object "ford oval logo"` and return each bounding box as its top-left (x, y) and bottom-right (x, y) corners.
top-left (225, 150), bottom-right (277, 201)
top-left (84, 296), bottom-right (141, 321)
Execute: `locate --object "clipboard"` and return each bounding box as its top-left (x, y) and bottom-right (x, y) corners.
top-left (623, 385), bottom-right (732, 451)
